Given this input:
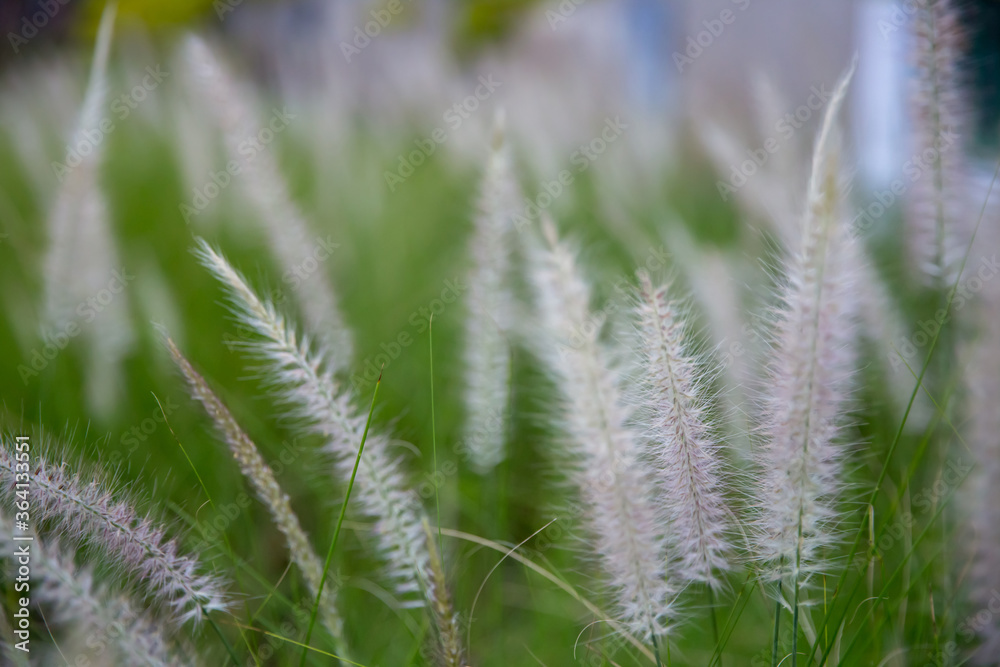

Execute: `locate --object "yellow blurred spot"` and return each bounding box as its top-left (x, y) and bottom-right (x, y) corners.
top-left (79, 0), bottom-right (218, 36)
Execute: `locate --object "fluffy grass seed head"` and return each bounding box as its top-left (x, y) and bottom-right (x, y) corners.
top-left (192, 239), bottom-right (434, 607)
top-left (0, 442), bottom-right (228, 626)
top-left (633, 272), bottom-right (732, 590)
top-left (41, 4), bottom-right (133, 417)
top-left (0, 513), bottom-right (188, 667)
top-left (754, 62), bottom-right (860, 581)
top-left (530, 216), bottom-right (674, 641)
top-left (908, 0), bottom-right (971, 285)
top-left (165, 335), bottom-right (347, 648)
top-left (462, 110), bottom-right (520, 473)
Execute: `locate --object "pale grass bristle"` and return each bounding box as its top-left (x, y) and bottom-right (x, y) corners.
top-left (0, 514), bottom-right (187, 667)
top-left (192, 239), bottom-right (434, 607)
top-left (181, 36), bottom-right (353, 370)
top-left (634, 272), bottom-right (732, 590)
top-left (165, 336), bottom-right (347, 652)
top-left (0, 444), bottom-right (228, 626)
top-left (462, 110), bottom-right (519, 473)
top-left (754, 63), bottom-right (859, 581)
top-left (530, 216), bottom-right (672, 641)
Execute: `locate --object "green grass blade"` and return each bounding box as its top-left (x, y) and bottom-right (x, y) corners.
top-left (298, 368), bottom-right (383, 667)
top-left (429, 314), bottom-right (444, 561)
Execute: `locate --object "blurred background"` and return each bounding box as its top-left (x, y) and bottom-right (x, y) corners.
top-left (1, 0), bottom-right (999, 664)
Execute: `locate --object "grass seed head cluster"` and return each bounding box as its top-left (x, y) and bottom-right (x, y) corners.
top-left (1, 1), bottom-right (997, 665)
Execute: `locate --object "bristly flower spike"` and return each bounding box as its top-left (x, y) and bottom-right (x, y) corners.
top-left (462, 109), bottom-right (520, 473)
top-left (194, 240), bottom-right (469, 621)
top-left (634, 272), bottom-right (732, 590)
top-left (908, 0), bottom-right (970, 285)
top-left (165, 335), bottom-right (348, 654)
top-left (0, 444), bottom-right (228, 626)
top-left (0, 513), bottom-right (189, 667)
top-left (754, 61), bottom-right (860, 582)
top-left (529, 215), bottom-right (673, 643)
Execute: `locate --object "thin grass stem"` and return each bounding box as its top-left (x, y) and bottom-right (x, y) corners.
top-left (298, 368), bottom-right (382, 667)
top-left (429, 314), bottom-right (444, 561)
top-left (772, 581), bottom-right (783, 667)
top-left (708, 586), bottom-right (722, 667)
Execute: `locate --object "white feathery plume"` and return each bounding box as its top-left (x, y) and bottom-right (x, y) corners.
top-left (634, 272), bottom-right (732, 589)
top-left (908, 0), bottom-right (969, 285)
top-left (192, 239), bottom-right (434, 605)
top-left (703, 70), bottom-right (926, 433)
top-left (529, 217), bottom-right (672, 642)
top-left (754, 63), bottom-right (859, 580)
top-left (165, 336), bottom-right (348, 652)
top-left (0, 444), bottom-right (228, 626)
top-left (41, 4), bottom-right (133, 418)
top-left (462, 110), bottom-right (519, 473)
top-left (181, 35), bottom-right (353, 370)
top-left (43, 5), bottom-right (115, 328)
top-left (0, 514), bottom-right (189, 667)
